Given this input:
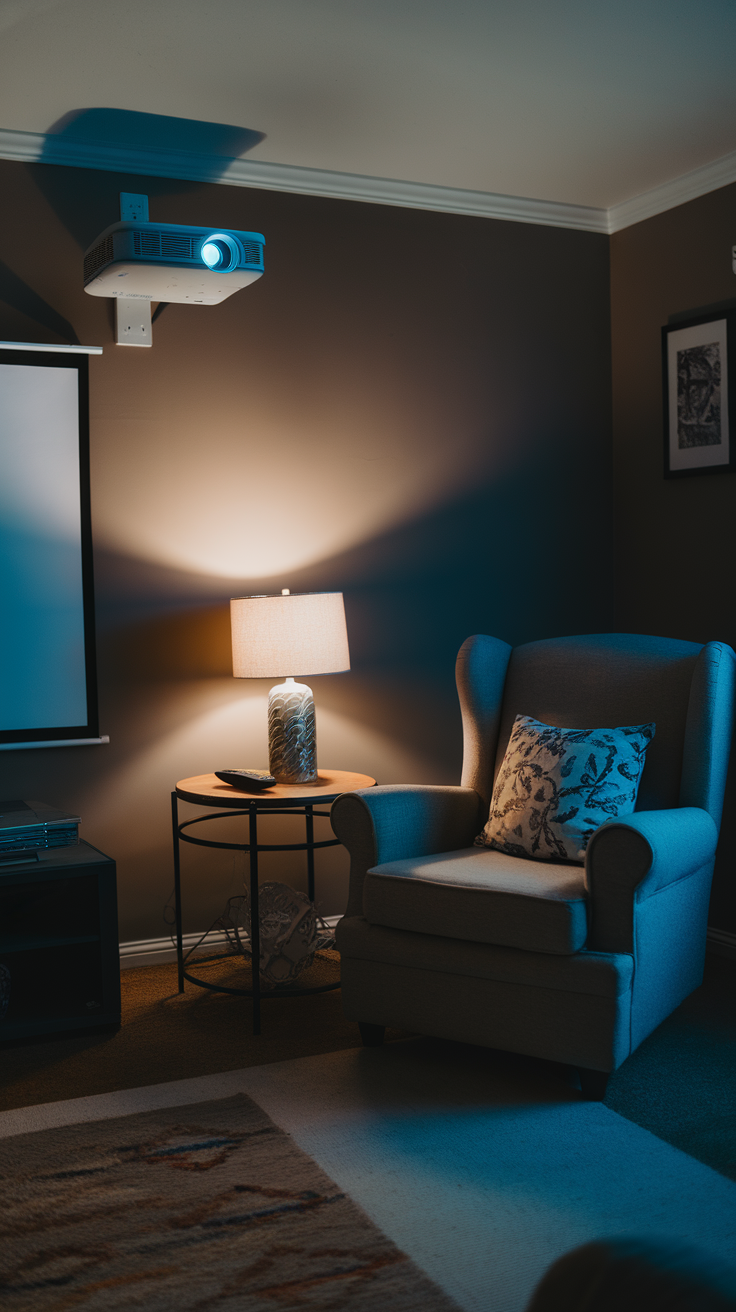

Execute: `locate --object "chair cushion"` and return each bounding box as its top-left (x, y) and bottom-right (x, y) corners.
top-left (362, 846), bottom-right (588, 954)
top-left (478, 714), bottom-right (655, 863)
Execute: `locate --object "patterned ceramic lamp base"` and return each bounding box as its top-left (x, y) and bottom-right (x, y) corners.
top-left (268, 678), bottom-right (318, 783)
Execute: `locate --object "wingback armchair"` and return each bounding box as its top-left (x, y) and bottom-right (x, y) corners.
top-left (331, 633), bottom-right (735, 1096)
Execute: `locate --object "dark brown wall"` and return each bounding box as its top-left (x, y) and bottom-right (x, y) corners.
top-left (611, 181), bottom-right (736, 933)
top-left (0, 158), bottom-right (613, 941)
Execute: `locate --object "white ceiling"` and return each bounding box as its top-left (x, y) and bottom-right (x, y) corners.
top-left (1, 0), bottom-right (736, 210)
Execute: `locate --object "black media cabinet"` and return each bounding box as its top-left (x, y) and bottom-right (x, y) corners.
top-left (0, 841), bottom-right (120, 1042)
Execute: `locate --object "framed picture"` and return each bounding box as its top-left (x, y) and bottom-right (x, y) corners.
top-left (662, 311), bottom-right (736, 477)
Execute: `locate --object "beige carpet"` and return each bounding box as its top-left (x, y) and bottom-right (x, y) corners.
top-left (0, 1091), bottom-right (460, 1311)
top-left (3, 1045), bottom-right (736, 1312)
top-left (0, 956), bottom-right (410, 1112)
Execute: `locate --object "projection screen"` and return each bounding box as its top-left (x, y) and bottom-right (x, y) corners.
top-left (0, 344), bottom-right (102, 748)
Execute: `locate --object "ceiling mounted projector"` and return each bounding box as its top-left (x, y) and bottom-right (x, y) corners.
top-left (83, 220), bottom-right (265, 305)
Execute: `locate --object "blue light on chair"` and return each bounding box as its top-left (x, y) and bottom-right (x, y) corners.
top-left (331, 633), bottom-right (736, 1098)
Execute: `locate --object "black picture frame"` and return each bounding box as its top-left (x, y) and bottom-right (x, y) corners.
top-left (662, 311), bottom-right (736, 478)
top-left (0, 347), bottom-right (99, 746)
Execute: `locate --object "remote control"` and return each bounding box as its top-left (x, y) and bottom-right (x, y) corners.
top-left (215, 769), bottom-right (277, 791)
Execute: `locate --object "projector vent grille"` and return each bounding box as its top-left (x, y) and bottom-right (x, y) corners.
top-left (133, 230), bottom-right (161, 257)
top-left (241, 240), bottom-right (263, 267)
top-left (132, 230), bottom-right (207, 260)
top-left (162, 233), bottom-right (202, 258)
top-left (84, 234), bottom-right (114, 282)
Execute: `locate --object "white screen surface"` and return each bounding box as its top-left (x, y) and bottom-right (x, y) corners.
top-left (0, 361), bottom-right (88, 731)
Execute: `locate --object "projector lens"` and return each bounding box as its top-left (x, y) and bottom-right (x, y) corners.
top-left (202, 242), bottom-right (222, 268)
top-left (200, 233), bottom-right (239, 271)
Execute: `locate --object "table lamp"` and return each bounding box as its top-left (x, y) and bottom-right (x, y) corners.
top-left (230, 590), bottom-right (350, 784)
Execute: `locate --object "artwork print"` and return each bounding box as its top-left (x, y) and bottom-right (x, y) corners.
top-left (663, 313), bottom-right (734, 476)
top-left (676, 341), bottom-right (721, 448)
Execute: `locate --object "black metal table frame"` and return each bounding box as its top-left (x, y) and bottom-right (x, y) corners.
top-left (171, 793), bottom-right (341, 1034)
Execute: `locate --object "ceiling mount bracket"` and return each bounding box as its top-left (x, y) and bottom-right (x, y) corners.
top-left (115, 298), bottom-right (152, 347)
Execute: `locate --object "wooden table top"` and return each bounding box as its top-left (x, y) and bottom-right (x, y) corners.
top-left (175, 769), bottom-right (376, 808)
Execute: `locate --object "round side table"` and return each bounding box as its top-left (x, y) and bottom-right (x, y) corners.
top-left (171, 770), bottom-right (375, 1034)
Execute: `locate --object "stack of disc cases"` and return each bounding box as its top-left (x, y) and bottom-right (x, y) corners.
top-left (0, 800), bottom-right (80, 859)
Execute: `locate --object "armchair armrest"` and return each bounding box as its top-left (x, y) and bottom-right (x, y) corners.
top-left (585, 807), bottom-right (718, 953)
top-left (331, 785), bottom-right (483, 918)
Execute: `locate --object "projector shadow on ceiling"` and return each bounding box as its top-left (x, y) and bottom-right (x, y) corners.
top-left (43, 107), bottom-right (265, 174)
top-left (30, 108), bottom-right (266, 252)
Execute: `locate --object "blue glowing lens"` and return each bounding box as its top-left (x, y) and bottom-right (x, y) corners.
top-left (201, 242), bottom-right (222, 269)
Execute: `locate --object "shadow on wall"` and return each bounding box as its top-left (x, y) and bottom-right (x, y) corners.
top-left (34, 109), bottom-right (265, 250)
top-left (0, 259), bottom-right (80, 344)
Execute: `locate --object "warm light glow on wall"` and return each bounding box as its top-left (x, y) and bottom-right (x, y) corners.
top-left (93, 403), bottom-right (508, 579)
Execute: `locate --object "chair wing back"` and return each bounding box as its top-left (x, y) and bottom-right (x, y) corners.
top-left (457, 632), bottom-right (735, 823)
top-left (456, 634), bottom-right (513, 812)
top-left (495, 634), bottom-right (702, 813)
top-left (680, 640), bottom-right (736, 828)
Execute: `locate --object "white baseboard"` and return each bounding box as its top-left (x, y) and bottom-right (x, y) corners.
top-left (120, 920), bottom-right (735, 969)
top-left (706, 927), bottom-right (736, 960)
top-left (119, 916), bottom-right (342, 970)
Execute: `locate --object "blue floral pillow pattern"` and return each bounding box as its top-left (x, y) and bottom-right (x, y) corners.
top-left (477, 714), bottom-right (655, 863)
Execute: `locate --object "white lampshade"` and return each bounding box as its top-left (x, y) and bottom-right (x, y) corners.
top-left (230, 591), bottom-right (350, 678)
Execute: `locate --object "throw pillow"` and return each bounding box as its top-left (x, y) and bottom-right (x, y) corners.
top-left (477, 714), bottom-right (655, 863)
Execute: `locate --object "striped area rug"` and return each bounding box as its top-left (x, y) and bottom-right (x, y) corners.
top-left (0, 1093), bottom-right (461, 1311)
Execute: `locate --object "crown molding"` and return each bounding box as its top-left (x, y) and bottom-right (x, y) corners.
top-left (1, 126), bottom-right (735, 235)
top-left (0, 126), bottom-right (607, 232)
top-left (217, 158), bottom-right (609, 233)
top-left (608, 147), bottom-right (736, 233)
